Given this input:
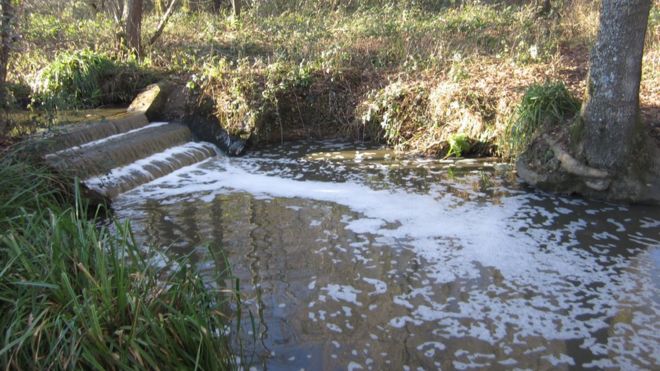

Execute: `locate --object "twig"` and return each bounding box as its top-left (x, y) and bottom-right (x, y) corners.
top-left (149, 0), bottom-right (179, 46)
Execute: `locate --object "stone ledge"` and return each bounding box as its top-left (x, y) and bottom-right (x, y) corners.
top-left (128, 82), bottom-right (174, 122)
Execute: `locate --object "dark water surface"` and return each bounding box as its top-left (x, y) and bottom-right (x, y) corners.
top-left (112, 141), bottom-right (660, 370)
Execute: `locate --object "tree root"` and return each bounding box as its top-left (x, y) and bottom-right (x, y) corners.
top-left (543, 135), bottom-right (611, 191)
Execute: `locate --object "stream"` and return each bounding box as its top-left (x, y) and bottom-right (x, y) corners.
top-left (111, 140), bottom-right (660, 370)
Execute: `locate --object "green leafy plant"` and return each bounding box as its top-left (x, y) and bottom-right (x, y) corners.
top-left (31, 50), bottom-right (151, 110)
top-left (446, 132), bottom-right (471, 158)
top-left (199, 57), bottom-right (322, 142)
top-left (504, 82), bottom-right (580, 157)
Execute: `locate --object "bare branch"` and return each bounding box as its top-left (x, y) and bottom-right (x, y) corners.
top-left (149, 0), bottom-right (179, 46)
top-left (109, 0), bottom-right (124, 25)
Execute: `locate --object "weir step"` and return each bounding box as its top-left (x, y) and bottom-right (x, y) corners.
top-left (35, 84), bottom-right (223, 199)
top-left (84, 142), bottom-right (218, 199)
top-left (39, 111), bottom-right (222, 199)
top-left (39, 112), bottom-right (150, 154)
top-left (46, 122), bottom-right (195, 179)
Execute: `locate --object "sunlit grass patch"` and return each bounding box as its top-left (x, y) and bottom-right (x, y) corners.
top-left (30, 50), bottom-right (155, 110)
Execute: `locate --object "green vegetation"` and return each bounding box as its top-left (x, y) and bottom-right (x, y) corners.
top-left (31, 50), bottom-right (155, 110)
top-left (356, 81), bottom-right (429, 147)
top-left (355, 76), bottom-right (502, 156)
top-left (446, 133), bottom-right (471, 158)
top-left (503, 82), bottom-right (581, 157)
top-left (196, 57), bottom-right (317, 142)
top-left (3, 1), bottom-right (657, 156)
top-left (0, 150), bottom-right (236, 370)
top-left (173, 1), bottom-right (603, 154)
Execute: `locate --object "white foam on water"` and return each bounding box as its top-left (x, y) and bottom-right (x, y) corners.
top-left (417, 341), bottom-right (446, 358)
top-left (326, 323), bottom-right (342, 333)
top-left (321, 284), bottom-right (362, 306)
top-left (85, 141), bottom-right (217, 193)
top-left (347, 361), bottom-right (363, 371)
top-left (114, 153), bottom-right (660, 368)
top-left (362, 277), bottom-right (387, 296)
top-left (542, 353), bottom-right (575, 367)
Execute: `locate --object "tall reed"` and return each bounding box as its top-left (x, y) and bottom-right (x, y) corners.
top-left (0, 149), bottom-right (236, 370)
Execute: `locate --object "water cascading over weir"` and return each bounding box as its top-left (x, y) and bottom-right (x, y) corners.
top-left (40, 88), bottom-right (220, 199)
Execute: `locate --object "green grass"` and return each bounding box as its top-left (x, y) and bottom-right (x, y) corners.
top-left (0, 149), bottom-right (237, 370)
top-left (503, 82), bottom-right (581, 157)
top-left (13, 2), bottom-right (554, 80)
top-left (31, 50), bottom-right (154, 110)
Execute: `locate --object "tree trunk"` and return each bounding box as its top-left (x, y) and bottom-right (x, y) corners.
top-left (211, 0), bottom-right (222, 13)
top-left (580, 0), bottom-right (652, 171)
top-left (231, 0), bottom-right (240, 18)
top-left (124, 0), bottom-right (143, 57)
top-left (0, 0), bottom-right (14, 108)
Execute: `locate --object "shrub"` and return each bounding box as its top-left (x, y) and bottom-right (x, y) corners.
top-left (356, 81), bottom-right (430, 146)
top-left (31, 50), bottom-right (153, 110)
top-left (503, 82), bottom-right (580, 157)
top-left (197, 57), bottom-right (342, 143)
top-left (4, 82), bottom-right (32, 109)
top-left (356, 77), bottom-right (499, 157)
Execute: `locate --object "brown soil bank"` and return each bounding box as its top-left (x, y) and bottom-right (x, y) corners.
top-left (146, 67), bottom-right (376, 155)
top-left (195, 61), bottom-right (373, 148)
top-left (137, 64), bottom-right (660, 205)
top-left (170, 54), bottom-right (596, 159)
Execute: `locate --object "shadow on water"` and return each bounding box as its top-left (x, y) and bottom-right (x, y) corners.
top-left (112, 140), bottom-right (660, 370)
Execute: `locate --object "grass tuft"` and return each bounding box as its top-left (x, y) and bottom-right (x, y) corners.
top-left (503, 82), bottom-right (580, 158)
top-left (0, 150), bottom-right (236, 370)
top-left (31, 49), bottom-right (153, 110)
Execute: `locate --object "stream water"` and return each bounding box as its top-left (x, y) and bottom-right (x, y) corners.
top-left (112, 140), bottom-right (659, 370)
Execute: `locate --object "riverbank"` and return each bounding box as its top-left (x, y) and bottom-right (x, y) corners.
top-left (0, 148), bottom-right (237, 369)
top-left (6, 2), bottom-right (657, 159)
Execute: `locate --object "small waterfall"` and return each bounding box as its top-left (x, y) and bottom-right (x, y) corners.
top-left (42, 112), bottom-right (221, 199)
top-left (42, 112), bottom-right (150, 153)
top-left (85, 142), bottom-right (218, 199)
top-left (47, 122), bottom-right (195, 178)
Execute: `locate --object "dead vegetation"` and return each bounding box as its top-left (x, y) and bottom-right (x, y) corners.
top-left (192, 1), bottom-right (658, 156)
top-left (7, 1), bottom-right (660, 156)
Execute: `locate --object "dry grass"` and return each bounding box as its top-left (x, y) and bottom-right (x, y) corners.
top-left (9, 1), bottom-right (660, 153)
top-left (354, 55), bottom-right (585, 157)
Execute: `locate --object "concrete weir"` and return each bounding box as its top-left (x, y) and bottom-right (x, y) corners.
top-left (40, 112), bottom-right (151, 153)
top-left (41, 85), bottom-right (220, 199)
